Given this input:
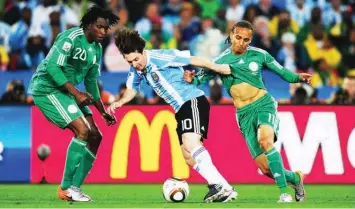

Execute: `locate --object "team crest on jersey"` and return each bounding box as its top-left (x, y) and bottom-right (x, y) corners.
top-left (62, 42), bottom-right (72, 51)
top-left (151, 72), bottom-right (159, 82)
top-left (249, 62), bottom-right (258, 72)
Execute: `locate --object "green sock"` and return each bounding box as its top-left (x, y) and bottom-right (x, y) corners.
top-left (284, 169), bottom-right (300, 185)
top-left (265, 147), bottom-right (288, 194)
top-left (61, 137), bottom-right (87, 189)
top-left (72, 147), bottom-right (96, 188)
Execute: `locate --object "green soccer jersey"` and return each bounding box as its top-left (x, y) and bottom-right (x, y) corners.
top-left (29, 27), bottom-right (102, 100)
top-left (193, 46), bottom-right (300, 94)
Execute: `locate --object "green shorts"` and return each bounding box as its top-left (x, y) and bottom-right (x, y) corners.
top-left (33, 91), bottom-right (92, 129)
top-left (236, 93), bottom-right (279, 159)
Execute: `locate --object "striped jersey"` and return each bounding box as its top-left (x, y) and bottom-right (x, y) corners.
top-left (126, 49), bottom-right (204, 112)
top-left (29, 27), bottom-right (102, 95)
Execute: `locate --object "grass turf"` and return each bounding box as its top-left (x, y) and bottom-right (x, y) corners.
top-left (0, 184), bottom-right (354, 208)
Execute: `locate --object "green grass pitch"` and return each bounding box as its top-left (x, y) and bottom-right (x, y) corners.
top-left (0, 184), bottom-right (354, 208)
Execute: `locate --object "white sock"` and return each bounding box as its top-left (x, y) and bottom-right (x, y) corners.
top-left (191, 146), bottom-right (232, 190)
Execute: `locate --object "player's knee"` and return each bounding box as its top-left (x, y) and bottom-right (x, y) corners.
top-left (181, 133), bottom-right (201, 152)
top-left (258, 136), bottom-right (273, 152)
top-left (76, 125), bottom-right (90, 140)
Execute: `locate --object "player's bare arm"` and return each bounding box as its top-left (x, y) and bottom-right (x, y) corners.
top-left (190, 56), bottom-right (231, 75)
top-left (107, 88), bottom-right (137, 114)
top-left (184, 70), bottom-right (195, 83)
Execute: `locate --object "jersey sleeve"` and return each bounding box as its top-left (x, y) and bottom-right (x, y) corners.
top-left (126, 67), bottom-right (142, 90)
top-left (150, 49), bottom-right (191, 67)
top-left (43, 36), bottom-right (75, 86)
top-left (264, 51), bottom-right (300, 83)
top-left (192, 69), bottom-right (217, 85)
top-left (47, 37), bottom-right (74, 67)
top-left (84, 48), bottom-right (102, 101)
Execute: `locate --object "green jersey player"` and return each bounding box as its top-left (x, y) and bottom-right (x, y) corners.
top-left (28, 6), bottom-right (119, 202)
top-left (184, 21), bottom-right (312, 203)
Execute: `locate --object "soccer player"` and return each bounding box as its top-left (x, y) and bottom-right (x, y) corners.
top-left (28, 6), bottom-right (119, 202)
top-left (184, 21), bottom-right (311, 203)
top-left (107, 28), bottom-right (236, 203)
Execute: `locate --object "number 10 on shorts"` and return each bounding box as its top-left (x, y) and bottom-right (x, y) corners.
top-left (181, 119), bottom-right (192, 131)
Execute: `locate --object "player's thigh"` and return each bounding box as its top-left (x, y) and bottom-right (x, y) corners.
top-left (84, 114), bottom-right (102, 138)
top-left (175, 96), bottom-right (210, 146)
top-left (236, 112), bottom-right (263, 159)
top-left (33, 92), bottom-right (83, 129)
top-left (257, 110), bottom-right (280, 143)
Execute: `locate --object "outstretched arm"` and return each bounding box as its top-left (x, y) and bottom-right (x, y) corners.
top-left (264, 52), bottom-right (312, 84)
top-left (107, 89), bottom-right (137, 114)
top-left (190, 56), bottom-right (231, 75)
top-left (184, 69), bottom-right (217, 85)
top-left (152, 49), bottom-right (231, 75)
top-left (107, 68), bottom-right (141, 114)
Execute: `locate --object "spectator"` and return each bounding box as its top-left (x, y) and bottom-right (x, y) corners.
top-left (255, 0), bottom-right (279, 20)
top-left (297, 6), bottom-right (326, 45)
top-left (161, 0), bottom-right (182, 25)
top-left (287, 0), bottom-right (311, 28)
top-left (8, 7), bottom-right (32, 70)
top-left (0, 44), bottom-right (9, 71)
top-left (176, 2), bottom-right (201, 50)
top-left (135, 3), bottom-right (173, 40)
top-left (323, 0), bottom-right (345, 28)
top-left (330, 76), bottom-right (355, 104)
top-left (191, 17), bottom-right (225, 59)
top-left (252, 16), bottom-right (280, 57)
top-left (304, 25), bottom-right (342, 68)
top-left (144, 17), bottom-right (177, 50)
top-left (242, 5), bottom-right (257, 31)
top-left (269, 9), bottom-right (299, 39)
top-left (19, 27), bottom-right (47, 70)
top-left (311, 58), bottom-right (340, 87)
top-left (0, 80), bottom-right (28, 104)
top-left (277, 32), bottom-right (297, 72)
top-left (225, 0), bottom-right (245, 32)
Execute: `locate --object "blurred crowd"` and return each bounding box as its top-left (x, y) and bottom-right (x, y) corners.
top-left (1, 0), bottom-right (355, 105)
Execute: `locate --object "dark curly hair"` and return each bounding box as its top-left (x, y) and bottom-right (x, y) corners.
top-left (80, 5), bottom-right (119, 30)
top-left (225, 20), bottom-right (254, 44)
top-left (115, 28), bottom-right (146, 54)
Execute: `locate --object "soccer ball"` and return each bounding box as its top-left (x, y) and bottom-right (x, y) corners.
top-left (162, 177), bottom-right (189, 202)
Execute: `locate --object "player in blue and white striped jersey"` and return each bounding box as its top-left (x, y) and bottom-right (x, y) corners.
top-left (107, 28), bottom-right (237, 203)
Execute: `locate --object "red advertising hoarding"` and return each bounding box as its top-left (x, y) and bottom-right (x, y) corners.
top-left (31, 106), bottom-right (355, 183)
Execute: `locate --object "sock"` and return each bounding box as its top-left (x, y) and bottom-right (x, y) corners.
top-left (284, 169), bottom-right (300, 185)
top-left (192, 146), bottom-right (232, 190)
top-left (72, 147), bottom-right (96, 188)
top-left (61, 137), bottom-right (87, 189)
top-left (265, 147), bottom-right (288, 194)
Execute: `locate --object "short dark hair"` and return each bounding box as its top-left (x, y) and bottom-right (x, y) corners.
top-left (80, 5), bottom-right (119, 30)
top-left (225, 20), bottom-right (254, 44)
top-left (115, 28), bottom-right (146, 54)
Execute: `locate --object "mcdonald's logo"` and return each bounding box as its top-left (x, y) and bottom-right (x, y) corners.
top-left (110, 110), bottom-right (190, 179)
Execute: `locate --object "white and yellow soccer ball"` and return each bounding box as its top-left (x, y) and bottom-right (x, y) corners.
top-left (162, 177), bottom-right (189, 202)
